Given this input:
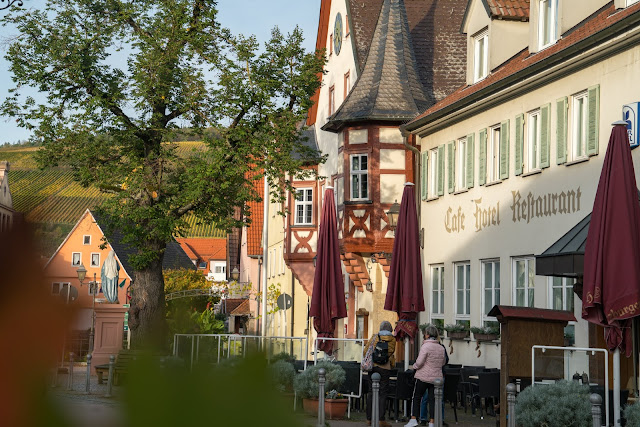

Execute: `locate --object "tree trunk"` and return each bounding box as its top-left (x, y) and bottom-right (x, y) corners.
top-left (129, 245), bottom-right (167, 351)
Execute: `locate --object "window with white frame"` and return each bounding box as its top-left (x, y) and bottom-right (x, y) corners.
top-left (350, 154), bottom-right (368, 200)
top-left (51, 282), bottom-right (69, 296)
top-left (88, 281), bottom-right (100, 296)
top-left (215, 265), bottom-right (225, 274)
top-left (455, 262), bottom-right (471, 318)
top-left (91, 253), bottom-right (100, 267)
top-left (428, 148), bottom-right (439, 196)
top-left (295, 188), bottom-right (313, 225)
top-left (513, 257), bottom-right (535, 307)
top-left (538, 0), bottom-right (558, 49)
top-left (280, 245), bottom-right (284, 275)
top-left (488, 125), bottom-right (501, 183)
top-left (569, 91), bottom-right (588, 161)
top-left (83, 235), bottom-right (91, 245)
top-left (430, 265), bottom-right (445, 320)
top-left (71, 252), bottom-right (81, 266)
top-left (525, 109), bottom-right (542, 172)
top-left (482, 260), bottom-right (500, 319)
top-left (549, 277), bottom-right (575, 312)
top-left (474, 29), bottom-right (489, 83)
top-left (455, 138), bottom-right (467, 191)
top-left (329, 85), bottom-right (335, 116)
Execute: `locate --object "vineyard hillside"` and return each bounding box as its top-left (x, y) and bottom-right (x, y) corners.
top-left (1, 143), bottom-right (227, 257)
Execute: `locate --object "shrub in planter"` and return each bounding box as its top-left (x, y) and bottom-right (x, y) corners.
top-left (419, 323), bottom-right (444, 337)
top-left (624, 400), bottom-right (640, 426)
top-left (269, 359), bottom-right (296, 393)
top-left (515, 380), bottom-right (591, 427)
top-left (293, 361), bottom-right (346, 399)
top-left (444, 323), bottom-right (469, 339)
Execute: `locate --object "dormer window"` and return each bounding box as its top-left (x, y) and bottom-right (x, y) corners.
top-left (539, 0), bottom-right (558, 49)
top-left (473, 29), bottom-right (488, 83)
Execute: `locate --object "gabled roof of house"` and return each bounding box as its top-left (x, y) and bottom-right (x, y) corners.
top-left (322, 0), bottom-right (431, 132)
top-left (230, 299), bottom-right (251, 316)
top-left (91, 210), bottom-right (195, 273)
top-left (485, 0), bottom-right (530, 20)
top-left (246, 176), bottom-right (264, 257)
top-left (176, 238), bottom-right (227, 261)
top-left (405, 2), bottom-right (640, 132)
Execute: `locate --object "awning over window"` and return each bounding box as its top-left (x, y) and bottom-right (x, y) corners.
top-left (535, 213), bottom-right (590, 278)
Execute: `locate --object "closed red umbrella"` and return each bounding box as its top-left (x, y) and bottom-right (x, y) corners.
top-left (583, 123), bottom-right (640, 357)
top-left (384, 183), bottom-right (425, 342)
top-left (310, 187), bottom-right (347, 354)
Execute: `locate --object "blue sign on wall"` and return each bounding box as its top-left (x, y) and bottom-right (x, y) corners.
top-left (623, 102), bottom-right (640, 149)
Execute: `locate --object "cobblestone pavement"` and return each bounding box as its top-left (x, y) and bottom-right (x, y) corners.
top-left (51, 366), bottom-right (498, 427)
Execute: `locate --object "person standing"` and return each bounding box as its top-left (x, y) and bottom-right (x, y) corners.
top-left (363, 320), bottom-right (396, 427)
top-left (405, 325), bottom-right (446, 427)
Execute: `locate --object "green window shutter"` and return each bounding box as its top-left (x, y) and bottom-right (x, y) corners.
top-left (514, 114), bottom-right (523, 176)
top-left (556, 97), bottom-right (568, 165)
top-left (437, 145), bottom-right (445, 196)
top-left (421, 151), bottom-right (428, 200)
top-left (500, 120), bottom-right (510, 179)
top-left (479, 128), bottom-right (487, 186)
top-left (447, 141), bottom-right (455, 194)
top-left (587, 84), bottom-right (600, 156)
top-left (540, 103), bottom-right (551, 168)
top-left (466, 133), bottom-right (474, 189)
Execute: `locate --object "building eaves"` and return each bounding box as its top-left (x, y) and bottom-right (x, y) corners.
top-left (405, 2), bottom-right (640, 134)
top-left (486, 0), bottom-right (530, 20)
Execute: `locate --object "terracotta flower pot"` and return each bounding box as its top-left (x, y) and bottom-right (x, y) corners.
top-left (474, 333), bottom-right (499, 342)
top-left (447, 330), bottom-right (469, 339)
top-left (301, 398), bottom-right (348, 420)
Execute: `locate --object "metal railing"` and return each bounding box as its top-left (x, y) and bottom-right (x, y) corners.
top-left (531, 345), bottom-right (609, 426)
top-left (173, 334), bottom-right (308, 370)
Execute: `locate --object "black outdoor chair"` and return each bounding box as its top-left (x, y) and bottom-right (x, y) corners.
top-left (339, 364), bottom-right (362, 418)
top-left (459, 366), bottom-right (482, 413)
top-left (443, 372), bottom-right (461, 423)
top-left (476, 371), bottom-right (500, 419)
top-left (390, 369), bottom-right (415, 421)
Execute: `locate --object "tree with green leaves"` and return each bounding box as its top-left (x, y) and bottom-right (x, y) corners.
top-left (2, 0), bottom-right (324, 348)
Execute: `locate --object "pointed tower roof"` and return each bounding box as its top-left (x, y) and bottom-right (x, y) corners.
top-left (322, 0), bottom-right (430, 133)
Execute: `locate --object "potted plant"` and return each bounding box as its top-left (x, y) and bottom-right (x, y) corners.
top-left (269, 359), bottom-right (296, 393)
top-left (515, 380), bottom-right (591, 427)
top-left (293, 361), bottom-right (347, 419)
top-left (419, 323), bottom-right (444, 337)
top-left (471, 325), bottom-right (500, 342)
top-left (444, 323), bottom-right (470, 339)
top-left (564, 330), bottom-right (575, 347)
top-left (324, 389), bottom-right (349, 419)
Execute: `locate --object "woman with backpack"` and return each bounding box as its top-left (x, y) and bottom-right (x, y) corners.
top-left (362, 320), bottom-right (396, 427)
top-left (405, 324), bottom-right (446, 427)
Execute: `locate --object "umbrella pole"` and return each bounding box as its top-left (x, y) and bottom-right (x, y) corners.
top-left (614, 349), bottom-right (621, 427)
top-left (404, 337), bottom-right (410, 370)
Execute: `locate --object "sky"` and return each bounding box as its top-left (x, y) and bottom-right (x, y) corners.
top-left (0, 0), bottom-right (320, 144)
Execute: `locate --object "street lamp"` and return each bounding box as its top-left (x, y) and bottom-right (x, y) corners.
top-left (230, 267), bottom-right (240, 281)
top-left (386, 200), bottom-right (400, 231)
top-left (77, 264), bottom-right (97, 354)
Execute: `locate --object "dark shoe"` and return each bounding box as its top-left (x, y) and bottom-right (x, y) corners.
top-left (366, 421), bottom-right (371, 426)
top-left (379, 422), bottom-right (392, 427)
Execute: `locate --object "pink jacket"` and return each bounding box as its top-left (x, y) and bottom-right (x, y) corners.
top-left (413, 339), bottom-right (445, 383)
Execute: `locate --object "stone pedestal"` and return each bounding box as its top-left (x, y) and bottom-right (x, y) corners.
top-left (91, 305), bottom-right (127, 372)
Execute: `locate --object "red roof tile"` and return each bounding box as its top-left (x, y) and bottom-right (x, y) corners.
top-left (176, 238), bottom-right (227, 261)
top-left (486, 0), bottom-right (530, 20)
top-left (246, 176), bottom-right (264, 257)
top-left (408, 3), bottom-right (640, 129)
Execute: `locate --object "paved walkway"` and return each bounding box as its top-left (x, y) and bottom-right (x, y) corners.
top-left (51, 366), bottom-right (498, 427)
